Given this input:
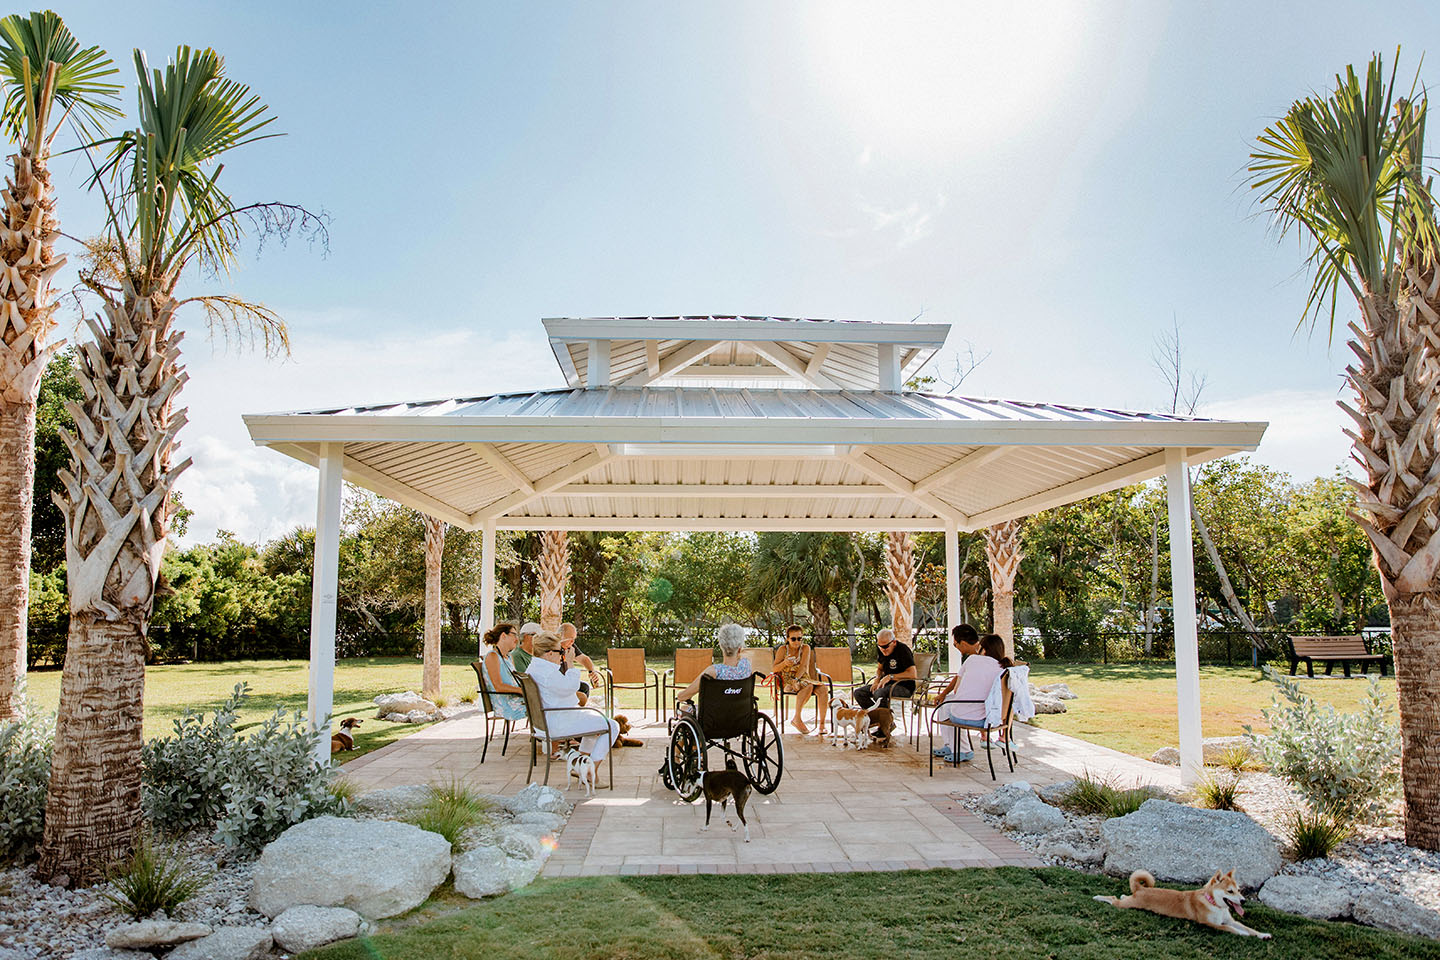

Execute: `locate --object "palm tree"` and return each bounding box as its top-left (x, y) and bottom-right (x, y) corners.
top-left (421, 515), bottom-right (444, 699)
top-left (38, 46), bottom-right (316, 883)
top-left (884, 532), bottom-right (915, 645)
top-left (0, 12), bottom-right (119, 720)
top-left (1249, 53), bottom-right (1440, 850)
top-left (748, 532), bottom-right (852, 640)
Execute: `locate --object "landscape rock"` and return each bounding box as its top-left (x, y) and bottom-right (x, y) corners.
top-left (515, 810), bottom-right (567, 834)
top-left (68, 949), bottom-right (153, 960)
top-left (105, 920), bottom-right (212, 950)
top-left (1038, 682), bottom-right (1078, 700)
top-left (1031, 695), bottom-right (1067, 715)
top-left (1150, 736), bottom-right (1255, 766)
top-left (979, 781), bottom-right (1035, 817)
top-left (1258, 875), bottom-right (1353, 920)
top-left (1150, 746), bottom-right (1181, 765)
top-left (452, 843), bottom-right (543, 899)
top-left (1351, 891), bottom-right (1440, 940)
top-left (1037, 779), bottom-right (1078, 804)
top-left (504, 783), bottom-right (567, 815)
top-left (1038, 837), bottom-right (1105, 865)
top-left (270, 904), bottom-right (365, 952)
top-left (249, 816), bottom-right (452, 920)
top-left (1101, 799), bottom-right (1281, 890)
top-left (373, 692), bottom-right (439, 720)
top-left (166, 926), bottom-right (273, 960)
top-left (354, 783), bottom-right (433, 819)
top-left (1004, 796), bottom-right (1067, 835)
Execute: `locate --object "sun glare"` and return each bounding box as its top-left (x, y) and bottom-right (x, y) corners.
top-left (800, 2), bottom-right (1093, 157)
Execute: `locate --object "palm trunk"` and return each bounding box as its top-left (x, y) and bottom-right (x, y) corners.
top-left (38, 288), bottom-right (188, 884)
top-left (807, 595), bottom-right (831, 640)
top-left (538, 530), bottom-right (568, 633)
top-left (0, 135), bottom-right (67, 719)
top-left (421, 515), bottom-right (444, 699)
top-left (985, 520), bottom-right (1024, 657)
top-left (1388, 593), bottom-right (1440, 849)
top-left (885, 532), bottom-right (915, 646)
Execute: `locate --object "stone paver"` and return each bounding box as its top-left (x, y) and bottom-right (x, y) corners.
top-left (343, 707), bottom-right (1175, 877)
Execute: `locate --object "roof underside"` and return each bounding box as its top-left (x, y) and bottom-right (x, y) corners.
top-left (245, 388), bottom-right (1267, 533)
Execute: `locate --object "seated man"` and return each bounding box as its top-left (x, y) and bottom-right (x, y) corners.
top-left (853, 628), bottom-right (917, 710)
top-left (560, 621), bottom-right (603, 706)
top-left (510, 621), bottom-right (541, 674)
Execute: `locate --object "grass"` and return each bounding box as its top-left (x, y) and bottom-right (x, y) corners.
top-left (104, 834), bottom-right (209, 920)
top-left (1194, 772), bottom-right (1245, 811)
top-left (302, 869), bottom-right (1440, 960)
top-left (405, 780), bottom-right (494, 847)
top-left (1025, 662), bottom-right (1397, 759)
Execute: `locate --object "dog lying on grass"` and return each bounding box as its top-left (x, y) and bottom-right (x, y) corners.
top-left (1093, 869), bottom-right (1270, 939)
top-left (330, 717), bottom-right (362, 753)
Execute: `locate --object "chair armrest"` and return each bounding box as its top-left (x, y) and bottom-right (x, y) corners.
top-left (538, 704), bottom-right (614, 737)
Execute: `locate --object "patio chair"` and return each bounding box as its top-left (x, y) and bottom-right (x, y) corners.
top-left (603, 648), bottom-right (661, 719)
top-left (661, 648), bottom-right (717, 721)
top-left (744, 646), bottom-right (780, 712)
top-left (470, 659), bottom-right (520, 763)
top-left (906, 651), bottom-right (940, 748)
top-left (770, 643), bottom-right (829, 732)
top-left (814, 646), bottom-right (867, 699)
top-left (927, 667), bottom-right (1018, 780)
top-left (516, 672), bottom-right (614, 790)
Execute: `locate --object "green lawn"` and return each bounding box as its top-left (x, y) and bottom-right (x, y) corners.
top-left (1024, 662), bottom-right (1397, 759)
top-left (303, 869), bottom-right (1440, 960)
top-left (22, 656), bottom-right (1394, 762)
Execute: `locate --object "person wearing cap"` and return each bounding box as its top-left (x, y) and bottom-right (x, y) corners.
top-left (527, 631), bottom-right (620, 766)
top-left (560, 621), bottom-right (603, 705)
top-left (511, 621), bottom-right (542, 674)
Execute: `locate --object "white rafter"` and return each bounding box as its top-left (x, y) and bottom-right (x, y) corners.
top-left (750, 341), bottom-right (839, 389)
top-left (805, 342), bottom-right (833, 377)
top-left (622, 339), bottom-right (725, 387)
top-left (468, 442), bottom-right (534, 495)
top-left (472, 449), bottom-right (614, 521)
top-left (913, 446), bottom-right (1011, 495)
top-left (645, 339), bottom-right (660, 378)
top-left (845, 450), bottom-right (966, 524)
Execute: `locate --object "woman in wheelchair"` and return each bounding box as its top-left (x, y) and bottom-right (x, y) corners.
top-left (528, 632), bottom-right (621, 764)
top-left (675, 624), bottom-right (753, 714)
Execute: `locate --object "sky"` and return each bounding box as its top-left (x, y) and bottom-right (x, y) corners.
top-left (36, 1), bottom-right (1440, 543)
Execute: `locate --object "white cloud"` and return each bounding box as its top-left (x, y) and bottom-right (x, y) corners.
top-left (1201, 388), bottom-right (1354, 482)
top-left (858, 192), bottom-right (946, 249)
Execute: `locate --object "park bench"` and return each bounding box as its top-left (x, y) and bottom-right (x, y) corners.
top-left (1286, 635), bottom-right (1390, 678)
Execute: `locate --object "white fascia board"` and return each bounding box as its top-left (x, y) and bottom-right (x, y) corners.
top-left (495, 515), bottom-right (949, 532)
top-left (541, 317), bottom-right (951, 346)
top-left (244, 412), bottom-right (1268, 451)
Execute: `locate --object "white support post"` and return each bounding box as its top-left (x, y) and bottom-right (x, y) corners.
top-left (945, 521), bottom-right (961, 674)
top-left (480, 520), bottom-right (497, 653)
top-left (1166, 447), bottom-right (1204, 785)
top-left (588, 339), bottom-right (611, 387)
top-left (878, 343), bottom-right (900, 392)
top-left (308, 442), bottom-right (344, 764)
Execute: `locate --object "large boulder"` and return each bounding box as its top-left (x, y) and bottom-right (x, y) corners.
top-left (270, 905), bottom-right (366, 953)
top-left (166, 927), bottom-right (273, 960)
top-left (249, 816), bottom-right (452, 920)
top-left (373, 692), bottom-right (439, 719)
top-left (504, 783), bottom-right (567, 815)
top-left (1038, 833), bottom-right (1105, 865)
top-left (70, 950), bottom-right (153, 960)
top-left (1351, 891), bottom-right (1440, 940)
top-left (353, 783), bottom-right (433, 819)
top-left (1031, 695), bottom-right (1067, 715)
top-left (106, 921), bottom-right (211, 950)
top-left (515, 810), bottom-right (567, 834)
top-left (1258, 875), bottom-right (1353, 920)
top-left (1038, 682), bottom-right (1078, 700)
top-left (979, 781), bottom-right (1034, 817)
top-left (1037, 779), bottom-right (1078, 804)
top-left (1100, 799), bottom-right (1281, 890)
top-left (1003, 796), bottom-right (1067, 835)
top-left (452, 843), bottom-right (544, 899)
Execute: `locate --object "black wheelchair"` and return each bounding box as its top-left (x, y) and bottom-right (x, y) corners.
top-left (662, 673), bottom-right (784, 802)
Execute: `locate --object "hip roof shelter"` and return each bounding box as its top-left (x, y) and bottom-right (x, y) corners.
top-left (244, 316), bottom-right (1267, 781)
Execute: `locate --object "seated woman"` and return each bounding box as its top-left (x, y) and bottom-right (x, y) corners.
top-left (676, 623), bottom-right (753, 711)
top-left (932, 633), bottom-right (1011, 763)
top-left (478, 621), bottom-right (527, 722)
top-left (526, 632), bottom-right (621, 765)
top-left (770, 624), bottom-right (827, 735)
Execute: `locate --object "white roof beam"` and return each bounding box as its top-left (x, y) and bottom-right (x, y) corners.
top-left (472, 449), bottom-right (614, 521)
top-left (645, 339), bottom-right (660, 378)
top-left (805, 342), bottom-right (833, 377)
top-left (271, 442), bottom-right (473, 529)
top-left (914, 446), bottom-right (1011, 495)
top-left (587, 339), bottom-right (612, 386)
top-left (877, 343), bottom-right (900, 392)
top-left (749, 341), bottom-right (839, 389)
top-left (845, 450), bottom-right (966, 524)
top-left (621, 339), bottom-right (725, 387)
top-left (553, 483), bottom-right (897, 498)
top-left (496, 515), bottom-right (949, 532)
top-left (468, 442), bottom-right (534, 496)
top-left (668, 366), bottom-right (792, 379)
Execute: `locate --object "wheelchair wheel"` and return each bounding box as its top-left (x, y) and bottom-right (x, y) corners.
top-left (667, 717), bottom-right (705, 802)
top-left (741, 712), bottom-right (784, 795)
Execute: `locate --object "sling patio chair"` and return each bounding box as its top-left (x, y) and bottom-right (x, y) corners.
top-left (603, 647), bottom-right (662, 719)
top-left (814, 646), bottom-right (867, 699)
top-left (927, 667), bottom-right (1018, 781)
top-left (770, 642), bottom-right (830, 732)
top-left (661, 648), bottom-right (717, 721)
top-left (471, 659), bottom-right (522, 764)
top-left (516, 672), bottom-right (614, 790)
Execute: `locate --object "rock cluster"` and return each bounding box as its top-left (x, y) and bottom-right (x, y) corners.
top-left (373, 691), bottom-right (442, 723)
top-left (1149, 735), bottom-right (1254, 766)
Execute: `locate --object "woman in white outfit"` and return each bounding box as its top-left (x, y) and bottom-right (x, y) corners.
top-left (525, 632), bottom-right (621, 764)
top-left (932, 633), bottom-right (1006, 762)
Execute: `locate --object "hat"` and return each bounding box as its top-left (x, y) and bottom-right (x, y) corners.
top-left (520, 621), bottom-right (542, 635)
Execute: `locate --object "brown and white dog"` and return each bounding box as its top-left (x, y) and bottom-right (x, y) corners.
top-left (330, 717), bottom-right (362, 753)
top-left (1094, 869), bottom-right (1271, 939)
top-left (865, 706), bottom-right (896, 748)
top-left (701, 758), bottom-right (752, 842)
top-left (828, 699), bottom-right (872, 748)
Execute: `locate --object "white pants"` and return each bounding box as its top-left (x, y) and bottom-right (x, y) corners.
top-left (544, 711), bottom-right (620, 763)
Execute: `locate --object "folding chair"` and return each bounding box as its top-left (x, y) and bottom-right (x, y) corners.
top-left (928, 667), bottom-right (1018, 780)
top-left (603, 648), bottom-right (661, 719)
top-left (516, 673), bottom-right (614, 790)
top-left (470, 659), bottom-right (520, 763)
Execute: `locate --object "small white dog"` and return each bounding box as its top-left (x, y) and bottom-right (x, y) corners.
top-left (828, 699), bottom-right (872, 749)
top-left (564, 746), bottom-right (595, 796)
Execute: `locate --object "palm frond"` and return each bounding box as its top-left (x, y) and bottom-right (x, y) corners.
top-left (0, 10), bottom-right (121, 148)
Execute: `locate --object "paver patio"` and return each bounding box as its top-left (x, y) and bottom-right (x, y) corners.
top-left (342, 706), bottom-right (1181, 877)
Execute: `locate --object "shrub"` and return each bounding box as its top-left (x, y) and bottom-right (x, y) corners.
top-left (1288, 807), bottom-right (1352, 860)
top-left (1195, 772), bottom-right (1244, 811)
top-left (406, 780), bottom-right (493, 848)
top-left (1057, 772), bottom-right (1158, 819)
top-left (142, 683), bottom-right (349, 851)
top-left (1218, 745), bottom-right (1251, 774)
top-left (0, 701), bottom-right (53, 862)
top-left (1245, 667), bottom-right (1400, 822)
top-left (432, 694), bottom-right (450, 709)
top-left (1103, 786), bottom-right (1152, 819)
top-left (104, 834), bottom-right (209, 919)
top-left (212, 707), bottom-right (349, 851)
top-left (457, 690), bottom-right (477, 704)
top-left (142, 684), bottom-right (246, 832)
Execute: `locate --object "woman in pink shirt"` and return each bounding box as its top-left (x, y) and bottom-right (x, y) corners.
top-left (932, 634), bottom-right (1009, 762)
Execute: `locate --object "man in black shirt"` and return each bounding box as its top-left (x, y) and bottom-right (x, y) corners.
top-left (854, 628), bottom-right (917, 709)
